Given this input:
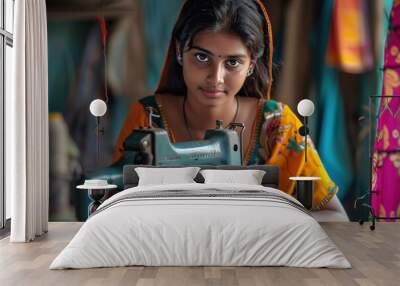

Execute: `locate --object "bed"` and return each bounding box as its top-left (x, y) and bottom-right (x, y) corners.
top-left (50, 165), bottom-right (350, 269)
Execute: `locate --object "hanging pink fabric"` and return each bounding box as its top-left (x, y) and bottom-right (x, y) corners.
top-left (372, 2), bottom-right (400, 221)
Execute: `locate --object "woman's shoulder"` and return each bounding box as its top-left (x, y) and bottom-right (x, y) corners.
top-left (132, 94), bottom-right (183, 129)
top-left (123, 95), bottom-right (159, 127)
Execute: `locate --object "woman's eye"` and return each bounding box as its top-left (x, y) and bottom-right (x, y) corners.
top-left (226, 59), bottom-right (241, 68)
top-left (195, 53), bottom-right (209, 63)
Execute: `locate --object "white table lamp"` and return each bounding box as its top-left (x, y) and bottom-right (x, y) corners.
top-left (89, 99), bottom-right (107, 164)
top-left (292, 99), bottom-right (318, 210)
top-left (297, 99), bottom-right (315, 163)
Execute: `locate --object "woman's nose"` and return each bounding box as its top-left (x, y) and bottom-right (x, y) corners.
top-left (207, 63), bottom-right (225, 84)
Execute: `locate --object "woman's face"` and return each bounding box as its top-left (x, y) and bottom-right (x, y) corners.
top-left (180, 30), bottom-right (253, 106)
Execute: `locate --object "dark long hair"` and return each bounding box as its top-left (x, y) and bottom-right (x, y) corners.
top-left (155, 0), bottom-right (273, 99)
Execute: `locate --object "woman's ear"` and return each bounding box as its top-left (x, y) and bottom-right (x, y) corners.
top-left (247, 61), bottom-right (256, 77)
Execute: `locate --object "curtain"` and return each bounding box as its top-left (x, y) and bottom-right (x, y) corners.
top-left (7, 0), bottom-right (49, 242)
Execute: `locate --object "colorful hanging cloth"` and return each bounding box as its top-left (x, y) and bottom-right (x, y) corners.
top-left (326, 0), bottom-right (373, 73)
top-left (372, 1), bottom-right (400, 221)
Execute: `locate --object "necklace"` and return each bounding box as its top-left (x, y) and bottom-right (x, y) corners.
top-left (183, 95), bottom-right (240, 140)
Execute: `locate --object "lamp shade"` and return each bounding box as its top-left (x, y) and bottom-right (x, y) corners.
top-left (297, 99), bottom-right (315, 117)
top-left (89, 99), bottom-right (107, 117)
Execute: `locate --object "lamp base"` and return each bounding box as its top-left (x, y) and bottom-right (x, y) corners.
top-left (289, 176), bottom-right (320, 210)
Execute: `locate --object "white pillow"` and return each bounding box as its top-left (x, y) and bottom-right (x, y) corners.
top-left (135, 167), bottom-right (201, 186)
top-left (200, 169), bottom-right (266, 185)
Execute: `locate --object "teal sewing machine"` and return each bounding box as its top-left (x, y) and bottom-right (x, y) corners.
top-left (86, 107), bottom-right (244, 191)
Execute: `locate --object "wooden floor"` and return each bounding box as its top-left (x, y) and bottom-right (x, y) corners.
top-left (0, 222), bottom-right (399, 286)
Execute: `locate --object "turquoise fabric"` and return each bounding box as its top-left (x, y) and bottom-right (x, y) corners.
top-left (47, 21), bottom-right (92, 112)
top-left (140, 0), bottom-right (184, 91)
top-left (311, 0), bottom-right (353, 200)
top-left (318, 67), bottom-right (353, 200)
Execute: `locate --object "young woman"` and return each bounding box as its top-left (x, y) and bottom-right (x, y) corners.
top-left (112, 0), bottom-right (338, 210)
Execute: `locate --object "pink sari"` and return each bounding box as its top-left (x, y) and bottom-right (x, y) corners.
top-left (372, 2), bottom-right (400, 221)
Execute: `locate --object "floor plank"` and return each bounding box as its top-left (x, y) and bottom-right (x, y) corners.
top-left (0, 222), bottom-right (399, 286)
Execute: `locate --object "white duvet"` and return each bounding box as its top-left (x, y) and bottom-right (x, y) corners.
top-left (50, 183), bottom-right (351, 269)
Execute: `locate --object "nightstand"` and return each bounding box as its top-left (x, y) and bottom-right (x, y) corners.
top-left (77, 180), bottom-right (117, 216)
top-left (289, 176), bottom-right (320, 210)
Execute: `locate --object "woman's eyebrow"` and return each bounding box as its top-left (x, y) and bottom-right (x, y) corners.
top-left (191, 46), bottom-right (247, 59)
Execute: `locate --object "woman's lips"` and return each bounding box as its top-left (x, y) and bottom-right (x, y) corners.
top-left (200, 88), bottom-right (226, 97)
